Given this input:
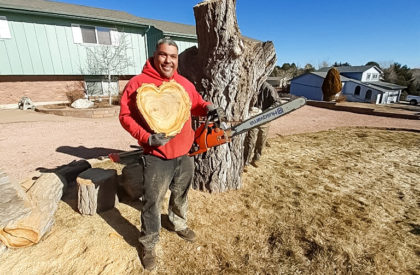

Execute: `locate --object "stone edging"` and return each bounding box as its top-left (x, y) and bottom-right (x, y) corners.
top-left (35, 106), bottom-right (119, 118)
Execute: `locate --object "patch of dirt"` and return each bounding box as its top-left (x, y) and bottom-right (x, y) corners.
top-left (0, 106), bottom-right (419, 273)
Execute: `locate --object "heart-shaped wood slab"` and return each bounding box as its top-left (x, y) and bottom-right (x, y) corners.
top-left (136, 80), bottom-right (192, 136)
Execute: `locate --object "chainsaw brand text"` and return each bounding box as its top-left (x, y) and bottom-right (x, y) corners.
top-left (249, 107), bottom-right (283, 126)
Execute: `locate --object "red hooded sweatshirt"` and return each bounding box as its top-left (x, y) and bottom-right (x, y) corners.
top-left (119, 58), bottom-right (210, 159)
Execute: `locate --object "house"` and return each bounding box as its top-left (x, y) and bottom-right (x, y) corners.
top-left (0, 0), bottom-right (198, 108)
top-left (290, 65), bottom-right (406, 104)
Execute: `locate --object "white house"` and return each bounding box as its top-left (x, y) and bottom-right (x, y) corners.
top-left (290, 65), bottom-right (406, 104)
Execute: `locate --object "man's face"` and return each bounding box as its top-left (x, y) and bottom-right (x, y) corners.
top-left (153, 43), bottom-right (178, 79)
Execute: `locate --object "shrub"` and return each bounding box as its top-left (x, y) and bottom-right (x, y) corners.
top-left (336, 93), bottom-right (347, 102)
top-left (322, 68), bottom-right (342, 101)
top-left (65, 81), bottom-right (86, 103)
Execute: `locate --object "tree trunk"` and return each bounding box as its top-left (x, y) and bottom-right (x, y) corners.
top-left (0, 173), bottom-right (65, 248)
top-left (179, 0), bottom-right (276, 192)
top-left (0, 170), bottom-right (32, 228)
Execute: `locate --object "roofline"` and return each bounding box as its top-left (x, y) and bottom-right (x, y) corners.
top-left (0, 6), bottom-right (151, 29)
top-left (162, 31), bottom-right (197, 39)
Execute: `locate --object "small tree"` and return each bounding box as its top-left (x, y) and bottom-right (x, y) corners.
top-left (83, 33), bottom-right (133, 105)
top-left (322, 67), bottom-right (342, 101)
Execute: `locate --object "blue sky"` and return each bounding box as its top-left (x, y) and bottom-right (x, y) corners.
top-left (55, 0), bottom-right (420, 69)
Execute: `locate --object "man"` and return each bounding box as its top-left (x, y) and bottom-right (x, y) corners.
top-left (119, 38), bottom-right (222, 270)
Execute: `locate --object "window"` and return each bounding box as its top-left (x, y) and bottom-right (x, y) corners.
top-left (96, 27), bottom-right (111, 45)
top-left (354, 86), bottom-right (361, 96)
top-left (365, 90), bottom-right (372, 100)
top-left (81, 26), bottom-right (97, 44)
top-left (0, 16), bottom-right (11, 39)
top-left (72, 24), bottom-right (116, 45)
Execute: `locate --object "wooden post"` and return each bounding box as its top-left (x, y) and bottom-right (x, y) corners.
top-left (77, 168), bottom-right (118, 215)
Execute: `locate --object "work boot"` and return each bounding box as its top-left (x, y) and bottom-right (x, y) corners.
top-left (176, 228), bottom-right (196, 242)
top-left (140, 246), bottom-right (156, 271)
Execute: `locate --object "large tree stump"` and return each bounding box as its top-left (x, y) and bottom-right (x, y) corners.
top-left (179, 0), bottom-right (276, 192)
top-left (0, 170), bottom-right (32, 228)
top-left (77, 168), bottom-right (118, 215)
top-left (0, 173), bottom-right (65, 248)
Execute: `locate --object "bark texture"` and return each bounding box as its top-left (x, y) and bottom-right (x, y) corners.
top-left (0, 170), bottom-right (32, 228)
top-left (77, 168), bottom-right (118, 215)
top-left (179, 0), bottom-right (276, 192)
top-left (0, 173), bottom-right (65, 248)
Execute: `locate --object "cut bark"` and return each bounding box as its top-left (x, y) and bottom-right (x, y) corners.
top-left (0, 173), bottom-right (65, 248)
top-left (77, 168), bottom-right (118, 215)
top-left (0, 170), bottom-right (32, 228)
top-left (136, 80), bottom-right (192, 136)
top-left (178, 0), bottom-right (276, 192)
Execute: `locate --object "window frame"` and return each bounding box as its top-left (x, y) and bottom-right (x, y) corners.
top-left (0, 16), bottom-right (12, 39)
top-left (72, 24), bottom-right (117, 46)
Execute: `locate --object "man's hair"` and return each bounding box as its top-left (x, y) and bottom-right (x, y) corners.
top-left (156, 37), bottom-right (178, 50)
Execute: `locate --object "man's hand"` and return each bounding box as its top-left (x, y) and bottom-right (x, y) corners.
top-left (206, 104), bottom-right (226, 122)
top-left (148, 133), bottom-right (171, 147)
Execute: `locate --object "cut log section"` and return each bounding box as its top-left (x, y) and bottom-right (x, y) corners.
top-left (77, 168), bottom-right (118, 215)
top-left (0, 173), bottom-right (65, 248)
top-left (136, 80), bottom-right (192, 136)
top-left (120, 163), bottom-right (143, 200)
top-left (0, 170), bottom-right (32, 228)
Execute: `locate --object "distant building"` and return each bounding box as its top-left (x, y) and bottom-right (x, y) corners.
top-left (290, 65), bottom-right (406, 104)
top-left (0, 0), bottom-right (198, 108)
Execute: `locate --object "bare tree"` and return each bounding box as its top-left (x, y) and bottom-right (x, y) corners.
top-left (83, 32), bottom-right (133, 105)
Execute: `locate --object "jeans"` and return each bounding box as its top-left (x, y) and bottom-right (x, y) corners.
top-left (138, 154), bottom-right (194, 249)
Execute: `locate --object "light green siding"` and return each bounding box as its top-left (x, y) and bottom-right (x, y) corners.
top-left (146, 27), bottom-right (163, 58)
top-left (0, 12), bottom-right (148, 75)
top-left (174, 39), bottom-right (197, 54)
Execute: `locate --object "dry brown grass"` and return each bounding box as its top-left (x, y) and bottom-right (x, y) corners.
top-left (0, 128), bottom-right (419, 274)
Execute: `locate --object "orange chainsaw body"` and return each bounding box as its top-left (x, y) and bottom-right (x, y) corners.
top-left (189, 123), bottom-right (231, 156)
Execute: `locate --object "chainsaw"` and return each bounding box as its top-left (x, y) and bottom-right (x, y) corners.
top-left (188, 97), bottom-right (306, 156)
top-left (109, 97), bottom-right (306, 161)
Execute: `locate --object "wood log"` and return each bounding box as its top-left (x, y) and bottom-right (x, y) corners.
top-left (0, 242), bottom-right (7, 256)
top-left (120, 163), bottom-right (143, 200)
top-left (77, 168), bottom-right (118, 215)
top-left (0, 170), bottom-right (32, 228)
top-left (136, 80), bottom-right (192, 136)
top-left (178, 0), bottom-right (276, 192)
top-left (0, 173), bottom-right (65, 248)
top-left (56, 160), bottom-right (91, 184)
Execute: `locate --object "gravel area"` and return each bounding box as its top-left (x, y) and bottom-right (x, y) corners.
top-left (0, 105), bottom-right (419, 182)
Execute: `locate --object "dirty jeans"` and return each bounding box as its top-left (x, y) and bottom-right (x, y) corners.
top-left (138, 154), bottom-right (194, 249)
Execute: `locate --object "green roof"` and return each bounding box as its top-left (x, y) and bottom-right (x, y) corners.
top-left (0, 0), bottom-right (197, 37)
